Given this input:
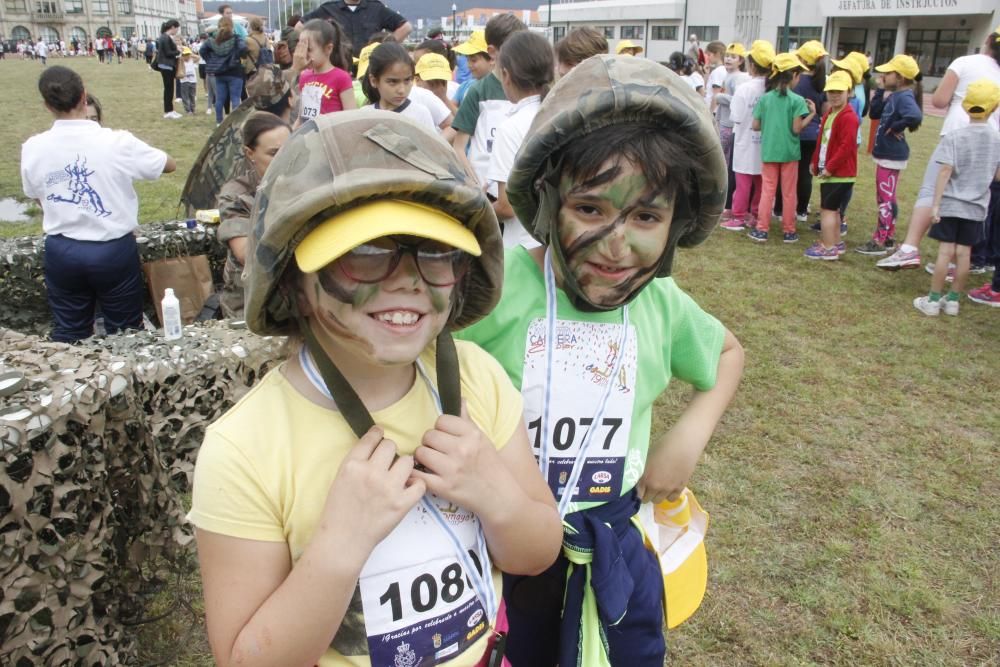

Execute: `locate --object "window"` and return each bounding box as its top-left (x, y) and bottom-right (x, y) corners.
top-left (91, 0), bottom-right (107, 11)
top-left (117, 0), bottom-right (131, 13)
top-left (552, 26), bottom-right (566, 41)
top-left (35, 0), bottom-right (58, 13)
top-left (96, 25), bottom-right (111, 37)
top-left (70, 26), bottom-right (86, 42)
top-left (596, 26), bottom-right (615, 40)
top-left (837, 27), bottom-right (867, 57)
top-left (875, 28), bottom-right (896, 67)
top-left (11, 25), bottom-right (31, 40)
top-left (651, 25), bottom-right (677, 41)
top-left (775, 26), bottom-right (821, 51)
top-left (122, 26), bottom-right (134, 38)
top-left (620, 25), bottom-right (643, 40)
top-left (64, 0), bottom-right (81, 11)
top-left (906, 29), bottom-right (971, 77)
top-left (5, 0), bottom-right (27, 10)
top-left (688, 26), bottom-right (719, 42)
top-left (39, 25), bottom-right (59, 41)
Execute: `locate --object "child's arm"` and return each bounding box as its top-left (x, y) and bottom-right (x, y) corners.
top-left (198, 428), bottom-right (427, 667)
top-left (930, 163), bottom-right (954, 223)
top-left (751, 117), bottom-right (761, 131)
top-left (451, 131), bottom-right (477, 184)
top-left (339, 87), bottom-right (357, 110)
top-left (637, 328), bottom-right (744, 504)
top-left (413, 405), bottom-right (562, 575)
top-left (868, 88), bottom-right (886, 120)
top-left (792, 99), bottom-right (817, 135)
top-left (889, 91), bottom-right (922, 135)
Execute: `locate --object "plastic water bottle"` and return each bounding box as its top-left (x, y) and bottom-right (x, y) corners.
top-left (162, 288), bottom-right (183, 340)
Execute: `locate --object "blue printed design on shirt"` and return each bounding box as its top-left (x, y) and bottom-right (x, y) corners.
top-left (45, 156), bottom-right (112, 217)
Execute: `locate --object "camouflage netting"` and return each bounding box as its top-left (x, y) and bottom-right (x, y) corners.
top-left (0, 322), bottom-right (282, 665)
top-left (0, 222), bottom-right (228, 336)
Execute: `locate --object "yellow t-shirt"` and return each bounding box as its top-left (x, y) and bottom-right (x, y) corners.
top-left (188, 340), bottom-right (523, 667)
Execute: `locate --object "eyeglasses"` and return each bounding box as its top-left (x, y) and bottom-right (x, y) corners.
top-left (326, 237), bottom-right (472, 288)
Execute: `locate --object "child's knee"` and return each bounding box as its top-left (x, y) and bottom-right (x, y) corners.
top-left (954, 244), bottom-right (972, 259)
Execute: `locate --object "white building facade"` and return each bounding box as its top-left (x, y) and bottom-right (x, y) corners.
top-left (1, 0), bottom-right (198, 47)
top-left (539, 0), bottom-right (999, 82)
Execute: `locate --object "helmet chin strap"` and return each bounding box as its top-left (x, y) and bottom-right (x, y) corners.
top-left (291, 299), bottom-right (462, 439)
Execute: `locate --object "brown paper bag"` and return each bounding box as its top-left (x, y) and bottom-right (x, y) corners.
top-left (143, 255), bottom-right (214, 325)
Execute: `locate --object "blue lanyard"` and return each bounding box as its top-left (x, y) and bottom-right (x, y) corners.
top-left (297, 347), bottom-right (498, 620)
top-left (541, 248), bottom-right (630, 518)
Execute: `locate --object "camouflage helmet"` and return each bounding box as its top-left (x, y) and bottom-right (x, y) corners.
top-left (244, 110), bottom-right (503, 336)
top-left (246, 64), bottom-right (292, 108)
top-left (507, 55), bottom-right (727, 305)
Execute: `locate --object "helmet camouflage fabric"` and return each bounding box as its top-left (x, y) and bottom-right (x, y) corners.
top-left (507, 55), bottom-right (727, 297)
top-left (245, 110), bottom-right (503, 336)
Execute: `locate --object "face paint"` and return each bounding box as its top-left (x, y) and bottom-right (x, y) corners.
top-left (555, 159), bottom-right (675, 308)
top-left (301, 249), bottom-right (458, 367)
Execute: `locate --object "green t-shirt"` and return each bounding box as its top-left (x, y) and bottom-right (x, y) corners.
top-left (451, 71), bottom-right (510, 184)
top-left (753, 89), bottom-right (809, 163)
top-left (456, 247), bottom-right (725, 513)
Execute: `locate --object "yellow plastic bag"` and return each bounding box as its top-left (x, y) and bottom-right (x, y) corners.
top-left (637, 488), bottom-right (709, 628)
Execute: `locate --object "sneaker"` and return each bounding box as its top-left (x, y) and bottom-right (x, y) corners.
top-left (206, 108), bottom-right (213, 115)
top-left (174, 97), bottom-right (182, 103)
top-left (969, 264), bottom-right (989, 274)
top-left (877, 248), bottom-right (921, 270)
top-left (796, 212), bottom-right (808, 223)
top-left (720, 217), bottom-right (746, 231)
top-left (719, 209), bottom-right (734, 223)
top-left (810, 221), bottom-right (821, 232)
top-left (748, 229), bottom-right (768, 242)
top-left (940, 297), bottom-right (960, 316)
top-left (925, 262), bottom-right (956, 282)
top-left (913, 295), bottom-right (941, 316)
top-left (836, 241), bottom-right (846, 255)
top-left (840, 221), bottom-right (848, 235)
top-left (804, 241), bottom-right (839, 260)
top-left (968, 283), bottom-right (1000, 306)
top-left (783, 232), bottom-right (799, 243)
top-left (855, 239), bottom-right (887, 256)
top-left (885, 238), bottom-right (896, 250)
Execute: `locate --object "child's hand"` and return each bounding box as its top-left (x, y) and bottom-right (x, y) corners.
top-left (292, 34), bottom-right (308, 72)
top-left (805, 99), bottom-right (816, 115)
top-left (810, 164), bottom-right (818, 177)
top-left (636, 437), bottom-right (702, 504)
top-left (931, 205), bottom-right (941, 223)
top-left (320, 427), bottom-right (425, 557)
top-left (412, 401), bottom-right (502, 515)
top-left (819, 169), bottom-right (831, 179)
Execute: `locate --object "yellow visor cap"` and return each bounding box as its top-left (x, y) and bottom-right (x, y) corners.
top-left (453, 30), bottom-right (487, 55)
top-left (795, 40), bottom-right (828, 66)
top-left (771, 52), bottom-right (807, 75)
top-left (824, 70), bottom-right (853, 92)
top-left (616, 40), bottom-right (643, 54)
top-left (748, 39), bottom-right (775, 67)
top-left (875, 54), bottom-right (919, 80)
top-left (962, 78), bottom-right (1000, 119)
top-left (357, 42), bottom-right (378, 79)
top-left (416, 53), bottom-right (452, 81)
top-left (294, 200), bottom-right (481, 273)
top-left (726, 42), bottom-right (747, 57)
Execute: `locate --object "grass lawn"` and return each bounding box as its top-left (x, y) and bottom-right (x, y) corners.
top-left (4, 58), bottom-right (999, 665)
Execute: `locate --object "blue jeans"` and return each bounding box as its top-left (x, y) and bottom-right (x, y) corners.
top-left (214, 74), bottom-right (242, 123)
top-left (44, 233), bottom-right (144, 343)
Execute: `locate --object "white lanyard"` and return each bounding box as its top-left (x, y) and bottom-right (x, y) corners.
top-left (297, 347), bottom-right (498, 621)
top-left (541, 248), bottom-right (630, 518)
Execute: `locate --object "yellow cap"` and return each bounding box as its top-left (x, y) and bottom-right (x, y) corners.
top-left (294, 200), bottom-right (481, 273)
top-left (824, 70), bottom-right (853, 92)
top-left (794, 40), bottom-right (828, 66)
top-left (831, 52), bottom-right (867, 85)
top-left (748, 39), bottom-right (775, 67)
top-left (356, 42), bottom-right (378, 79)
top-left (962, 78), bottom-right (1000, 119)
top-left (646, 492), bottom-right (710, 629)
top-left (770, 52), bottom-right (807, 76)
top-left (415, 53), bottom-right (452, 81)
top-left (725, 42), bottom-right (747, 57)
top-left (453, 30), bottom-right (488, 55)
top-left (181, 46), bottom-right (192, 55)
top-left (875, 54), bottom-right (919, 80)
top-left (615, 39), bottom-right (643, 55)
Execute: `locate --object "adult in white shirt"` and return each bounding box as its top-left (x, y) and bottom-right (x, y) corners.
top-left (485, 31), bottom-right (553, 249)
top-left (20, 67), bottom-right (176, 342)
top-left (36, 39), bottom-right (48, 65)
top-left (878, 27), bottom-right (1000, 269)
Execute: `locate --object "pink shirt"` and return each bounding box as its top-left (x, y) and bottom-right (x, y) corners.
top-left (298, 67), bottom-right (353, 116)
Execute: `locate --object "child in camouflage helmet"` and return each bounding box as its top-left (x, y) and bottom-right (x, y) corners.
top-left (188, 111), bottom-right (561, 666)
top-left (456, 55), bottom-right (745, 666)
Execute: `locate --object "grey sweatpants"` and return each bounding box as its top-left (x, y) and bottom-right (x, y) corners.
top-left (180, 81), bottom-right (197, 113)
